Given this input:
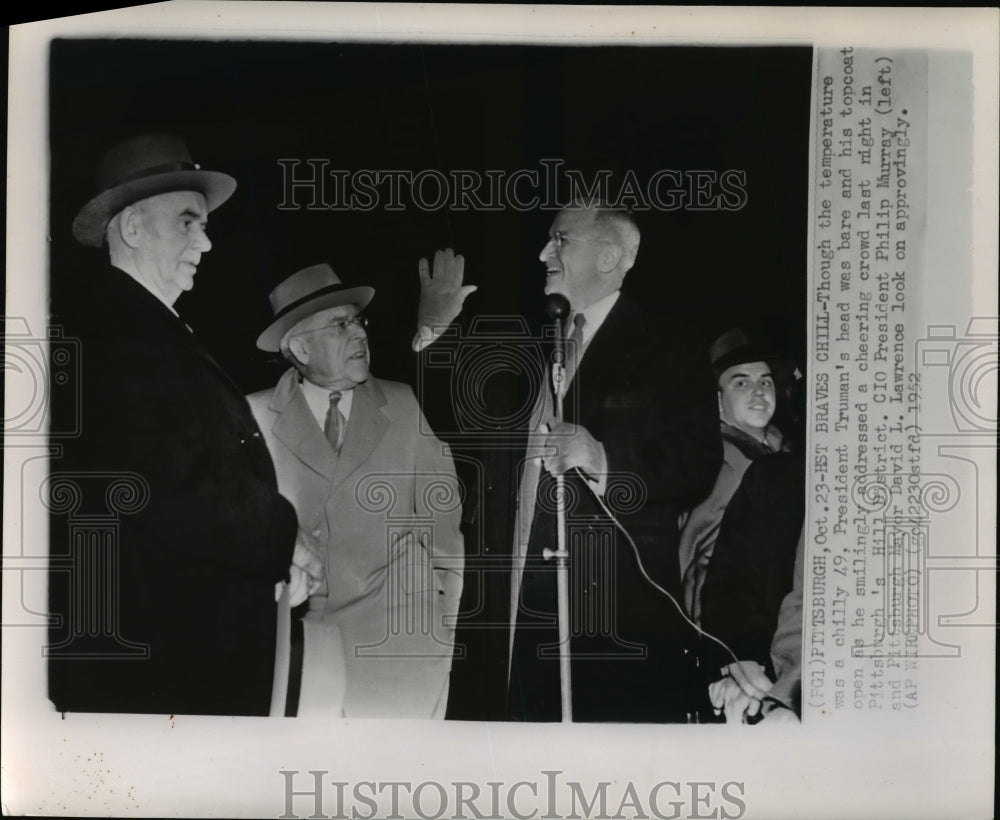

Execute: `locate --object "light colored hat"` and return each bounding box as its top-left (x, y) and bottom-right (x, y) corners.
top-left (72, 134), bottom-right (236, 247)
top-left (256, 263), bottom-right (374, 352)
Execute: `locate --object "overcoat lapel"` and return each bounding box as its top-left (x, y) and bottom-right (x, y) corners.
top-left (330, 379), bottom-right (389, 492)
top-left (270, 370), bottom-right (339, 483)
top-left (122, 271), bottom-right (248, 404)
top-left (565, 295), bottom-right (645, 426)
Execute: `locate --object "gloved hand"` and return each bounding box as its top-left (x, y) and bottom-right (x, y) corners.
top-left (411, 248), bottom-right (476, 352)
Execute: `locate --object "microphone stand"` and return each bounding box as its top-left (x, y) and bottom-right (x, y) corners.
top-left (542, 294), bottom-right (572, 722)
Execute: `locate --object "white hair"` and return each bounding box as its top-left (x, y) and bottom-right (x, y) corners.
top-left (567, 196), bottom-right (641, 274)
top-left (278, 329), bottom-right (307, 369)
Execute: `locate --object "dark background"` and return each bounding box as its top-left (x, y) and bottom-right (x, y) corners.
top-left (50, 40), bottom-right (810, 388)
top-left (49, 39), bottom-right (812, 719)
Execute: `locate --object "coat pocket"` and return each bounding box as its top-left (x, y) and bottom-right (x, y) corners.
top-left (388, 530), bottom-right (440, 596)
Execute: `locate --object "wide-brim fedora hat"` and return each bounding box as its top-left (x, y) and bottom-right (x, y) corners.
top-left (72, 134), bottom-right (237, 247)
top-left (257, 263), bottom-right (375, 352)
top-left (709, 327), bottom-right (781, 377)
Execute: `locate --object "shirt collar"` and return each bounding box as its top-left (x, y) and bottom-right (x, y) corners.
top-left (299, 376), bottom-right (355, 428)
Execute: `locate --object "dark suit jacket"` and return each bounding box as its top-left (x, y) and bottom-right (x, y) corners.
top-left (509, 292), bottom-right (722, 722)
top-left (699, 452), bottom-right (805, 679)
top-left (48, 265), bottom-right (297, 716)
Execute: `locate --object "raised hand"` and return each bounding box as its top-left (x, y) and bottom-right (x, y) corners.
top-left (412, 248), bottom-right (477, 352)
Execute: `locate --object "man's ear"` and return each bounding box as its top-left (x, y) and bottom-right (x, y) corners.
top-left (287, 335), bottom-right (309, 367)
top-left (597, 243), bottom-right (623, 273)
top-left (116, 206), bottom-right (143, 249)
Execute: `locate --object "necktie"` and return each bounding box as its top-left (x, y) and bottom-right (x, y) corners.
top-left (324, 391), bottom-right (344, 452)
top-left (563, 312), bottom-right (587, 391)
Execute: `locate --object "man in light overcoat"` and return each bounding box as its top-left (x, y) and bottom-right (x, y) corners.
top-left (249, 264), bottom-right (464, 718)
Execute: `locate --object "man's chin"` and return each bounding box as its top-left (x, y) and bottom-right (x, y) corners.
top-left (743, 419), bottom-right (772, 436)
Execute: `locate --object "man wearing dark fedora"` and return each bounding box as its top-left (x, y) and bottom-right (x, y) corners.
top-left (48, 134), bottom-right (298, 716)
top-left (690, 328), bottom-right (804, 722)
top-left (247, 264), bottom-right (464, 718)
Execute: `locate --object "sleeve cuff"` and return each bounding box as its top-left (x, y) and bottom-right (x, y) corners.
top-left (583, 443), bottom-right (610, 496)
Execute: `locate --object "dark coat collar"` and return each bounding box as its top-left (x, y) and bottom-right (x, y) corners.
top-left (89, 264), bottom-right (247, 398)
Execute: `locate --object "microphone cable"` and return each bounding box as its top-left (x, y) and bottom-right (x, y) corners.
top-left (573, 467), bottom-right (773, 705)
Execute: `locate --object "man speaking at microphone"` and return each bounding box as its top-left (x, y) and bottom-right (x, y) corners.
top-left (505, 200), bottom-right (721, 722)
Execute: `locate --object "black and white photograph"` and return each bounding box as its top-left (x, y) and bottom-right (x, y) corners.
top-left (45, 35), bottom-right (809, 725)
top-left (4, 4), bottom-right (996, 818)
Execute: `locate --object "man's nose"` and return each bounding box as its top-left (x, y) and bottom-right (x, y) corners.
top-left (539, 239), bottom-right (555, 262)
top-left (751, 381), bottom-right (765, 396)
top-left (192, 225), bottom-right (212, 253)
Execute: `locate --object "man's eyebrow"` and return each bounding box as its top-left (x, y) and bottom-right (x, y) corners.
top-left (178, 207), bottom-right (207, 221)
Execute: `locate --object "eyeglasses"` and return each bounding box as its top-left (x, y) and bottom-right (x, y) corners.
top-left (298, 313), bottom-right (369, 336)
top-left (550, 231), bottom-right (615, 251)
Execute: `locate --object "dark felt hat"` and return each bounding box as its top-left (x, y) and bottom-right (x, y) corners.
top-left (709, 327), bottom-right (780, 377)
top-left (257, 263), bottom-right (375, 352)
top-left (72, 134), bottom-right (237, 247)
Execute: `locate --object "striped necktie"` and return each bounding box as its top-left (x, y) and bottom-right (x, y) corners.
top-left (324, 391), bottom-right (344, 452)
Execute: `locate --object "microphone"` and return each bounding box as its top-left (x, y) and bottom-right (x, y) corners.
top-left (545, 293), bottom-right (571, 322)
top-left (545, 294), bottom-right (571, 404)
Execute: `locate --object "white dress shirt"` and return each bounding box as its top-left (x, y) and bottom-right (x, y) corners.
top-left (299, 376), bottom-right (355, 439)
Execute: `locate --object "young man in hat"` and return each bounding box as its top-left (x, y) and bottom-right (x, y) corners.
top-left (678, 327), bottom-right (788, 626)
top-left (695, 332), bottom-right (804, 722)
top-left (248, 264), bottom-right (464, 718)
top-left (48, 134), bottom-right (298, 716)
